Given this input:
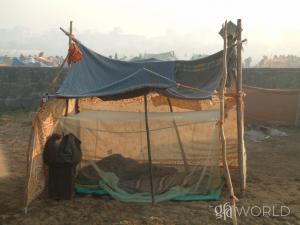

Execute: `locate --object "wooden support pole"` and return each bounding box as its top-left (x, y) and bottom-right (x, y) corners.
top-left (220, 21), bottom-right (238, 225)
top-left (65, 21), bottom-right (73, 117)
top-left (167, 97), bottom-right (189, 172)
top-left (236, 19), bottom-right (247, 192)
top-left (64, 98), bottom-right (69, 116)
top-left (60, 27), bottom-right (77, 42)
top-left (75, 99), bottom-right (80, 114)
top-left (24, 117), bottom-right (35, 213)
top-left (69, 21), bottom-right (73, 48)
top-left (143, 95), bottom-right (155, 205)
top-left (68, 21), bottom-right (80, 115)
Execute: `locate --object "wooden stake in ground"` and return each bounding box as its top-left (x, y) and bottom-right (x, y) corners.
top-left (236, 19), bottom-right (247, 192)
top-left (220, 21), bottom-right (238, 225)
top-left (143, 94), bottom-right (155, 205)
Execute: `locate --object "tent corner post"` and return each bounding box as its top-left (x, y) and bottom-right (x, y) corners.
top-left (236, 18), bottom-right (247, 193)
top-left (220, 21), bottom-right (238, 225)
top-left (143, 94), bottom-right (155, 205)
top-left (64, 98), bottom-right (69, 116)
top-left (75, 98), bottom-right (80, 114)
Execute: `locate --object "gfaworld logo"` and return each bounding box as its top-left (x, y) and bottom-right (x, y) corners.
top-left (213, 202), bottom-right (290, 220)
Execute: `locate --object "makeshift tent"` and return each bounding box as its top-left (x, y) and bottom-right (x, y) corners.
top-left (24, 21), bottom-right (246, 220)
top-left (55, 41), bottom-right (225, 100)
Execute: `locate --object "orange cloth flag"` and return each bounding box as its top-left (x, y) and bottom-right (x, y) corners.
top-left (68, 41), bottom-right (83, 67)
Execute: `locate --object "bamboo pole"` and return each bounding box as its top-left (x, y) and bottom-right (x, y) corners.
top-left (220, 21), bottom-right (238, 225)
top-left (143, 94), bottom-right (155, 205)
top-left (167, 97), bottom-right (189, 172)
top-left (236, 19), bottom-right (247, 192)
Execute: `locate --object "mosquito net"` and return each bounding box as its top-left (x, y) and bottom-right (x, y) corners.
top-left (26, 95), bottom-right (238, 206)
top-left (56, 108), bottom-right (222, 202)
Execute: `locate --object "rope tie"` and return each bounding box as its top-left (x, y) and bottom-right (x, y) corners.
top-left (230, 194), bottom-right (239, 202)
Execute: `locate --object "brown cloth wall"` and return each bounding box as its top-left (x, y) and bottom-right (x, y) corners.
top-left (244, 85), bottom-right (300, 126)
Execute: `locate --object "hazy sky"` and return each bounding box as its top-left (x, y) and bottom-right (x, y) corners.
top-left (0, 0), bottom-right (299, 63)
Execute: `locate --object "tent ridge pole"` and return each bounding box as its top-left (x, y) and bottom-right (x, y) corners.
top-left (144, 94), bottom-right (155, 205)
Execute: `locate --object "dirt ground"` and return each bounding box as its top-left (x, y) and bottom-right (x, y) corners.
top-left (0, 114), bottom-right (299, 225)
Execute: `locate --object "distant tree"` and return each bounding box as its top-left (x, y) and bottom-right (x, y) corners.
top-left (191, 54), bottom-right (207, 60)
top-left (114, 53), bottom-right (118, 59)
top-left (19, 54), bottom-right (25, 61)
top-left (244, 57), bottom-right (252, 68)
top-left (256, 56), bottom-right (268, 67)
top-left (120, 56), bottom-right (127, 61)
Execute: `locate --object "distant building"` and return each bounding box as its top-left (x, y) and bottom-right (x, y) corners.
top-left (0, 56), bottom-right (12, 67)
top-left (0, 53), bottom-right (64, 67)
top-left (11, 57), bottom-right (25, 66)
top-left (256, 55), bottom-right (300, 68)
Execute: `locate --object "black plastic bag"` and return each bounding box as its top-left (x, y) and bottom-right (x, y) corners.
top-left (43, 133), bottom-right (82, 167)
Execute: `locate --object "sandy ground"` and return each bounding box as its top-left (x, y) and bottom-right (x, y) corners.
top-left (0, 114), bottom-right (299, 225)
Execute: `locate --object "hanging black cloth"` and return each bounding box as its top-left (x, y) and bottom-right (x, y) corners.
top-left (43, 133), bottom-right (82, 200)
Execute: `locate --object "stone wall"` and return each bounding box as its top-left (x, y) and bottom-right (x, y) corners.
top-left (243, 68), bottom-right (300, 89)
top-left (0, 67), bottom-right (66, 112)
top-left (0, 67), bottom-right (299, 112)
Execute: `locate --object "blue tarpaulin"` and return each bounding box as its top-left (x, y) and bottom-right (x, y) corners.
top-left (55, 42), bottom-right (224, 100)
